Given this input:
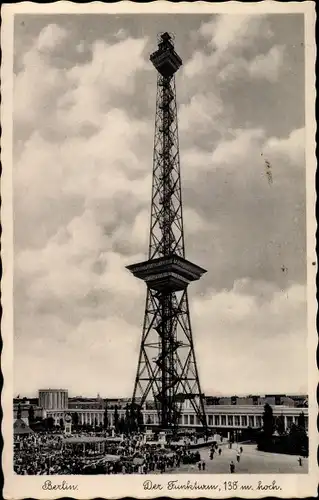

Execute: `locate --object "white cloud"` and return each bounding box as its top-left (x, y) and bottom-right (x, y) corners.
top-left (14, 25), bottom-right (149, 139)
top-left (16, 205), bottom-right (145, 304)
top-left (248, 45), bottom-right (285, 82)
top-left (13, 17), bottom-right (307, 397)
top-left (182, 125), bottom-right (304, 186)
top-left (114, 28), bottom-right (128, 41)
top-left (179, 92), bottom-right (223, 132)
top-left (36, 23), bottom-right (68, 52)
top-left (211, 128), bottom-right (265, 165)
top-left (14, 48), bottom-right (66, 129)
top-left (200, 15), bottom-right (273, 52)
top-left (184, 208), bottom-right (208, 234)
top-left (14, 315), bottom-right (141, 398)
top-left (184, 15), bottom-right (274, 82)
top-left (62, 37), bottom-right (149, 127)
top-left (76, 40), bottom-right (86, 53)
top-left (181, 128), bottom-right (266, 184)
top-left (192, 281), bottom-right (307, 394)
top-left (14, 109), bottom-right (151, 251)
top-left (265, 127), bottom-right (305, 166)
top-left (217, 45), bottom-right (285, 83)
top-left (183, 50), bottom-right (209, 79)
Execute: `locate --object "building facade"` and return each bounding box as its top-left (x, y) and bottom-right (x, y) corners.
top-left (21, 390), bottom-right (307, 436)
top-left (45, 405), bottom-right (308, 435)
top-left (38, 389), bottom-right (68, 410)
top-left (68, 397), bottom-right (105, 410)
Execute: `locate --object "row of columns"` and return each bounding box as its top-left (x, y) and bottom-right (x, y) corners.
top-left (49, 410), bottom-right (308, 430)
top-left (40, 391), bottom-right (68, 410)
top-left (78, 412), bottom-right (104, 426)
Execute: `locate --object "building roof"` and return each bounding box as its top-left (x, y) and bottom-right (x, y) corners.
top-left (62, 436), bottom-right (109, 444)
top-left (39, 389), bottom-right (68, 392)
top-left (13, 419), bottom-right (34, 435)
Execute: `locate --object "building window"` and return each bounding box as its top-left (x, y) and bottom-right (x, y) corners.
top-left (215, 415), bottom-right (220, 426)
top-left (189, 415), bottom-right (194, 425)
top-left (184, 415), bottom-right (188, 425)
top-left (241, 415), bottom-right (247, 426)
top-left (305, 417), bottom-right (308, 430)
top-left (196, 416), bottom-right (200, 425)
top-left (234, 416), bottom-right (240, 426)
top-left (208, 415), bottom-right (213, 426)
top-left (221, 415), bottom-right (226, 426)
top-left (256, 416), bottom-right (262, 428)
top-left (248, 416), bottom-right (254, 427)
top-left (228, 415), bottom-right (233, 426)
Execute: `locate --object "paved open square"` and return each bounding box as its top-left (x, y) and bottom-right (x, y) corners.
top-left (174, 444), bottom-right (308, 474)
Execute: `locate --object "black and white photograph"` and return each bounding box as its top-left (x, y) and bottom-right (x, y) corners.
top-left (1, 2), bottom-right (316, 499)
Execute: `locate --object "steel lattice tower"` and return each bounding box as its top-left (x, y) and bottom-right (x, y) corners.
top-left (127, 33), bottom-right (207, 432)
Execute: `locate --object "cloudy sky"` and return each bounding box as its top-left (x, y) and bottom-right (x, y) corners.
top-left (13, 13), bottom-right (307, 398)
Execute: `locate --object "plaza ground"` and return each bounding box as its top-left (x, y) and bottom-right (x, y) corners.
top-left (173, 443), bottom-right (308, 474)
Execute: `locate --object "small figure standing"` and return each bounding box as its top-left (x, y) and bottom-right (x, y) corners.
top-left (202, 461), bottom-right (206, 471)
top-left (198, 461), bottom-right (202, 471)
top-left (236, 451), bottom-right (241, 463)
top-left (230, 461), bottom-right (235, 473)
top-left (240, 446), bottom-right (243, 454)
top-left (218, 448), bottom-right (222, 456)
top-left (298, 457), bottom-right (302, 466)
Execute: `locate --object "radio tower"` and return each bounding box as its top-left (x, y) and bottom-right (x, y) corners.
top-left (127, 33), bottom-right (207, 432)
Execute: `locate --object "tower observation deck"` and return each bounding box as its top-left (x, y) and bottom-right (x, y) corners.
top-left (126, 33), bottom-right (207, 433)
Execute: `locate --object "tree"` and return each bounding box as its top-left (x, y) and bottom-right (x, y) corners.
top-left (28, 405), bottom-right (35, 424)
top-left (124, 404), bottom-right (131, 434)
top-left (17, 404), bottom-right (22, 420)
top-left (298, 412), bottom-right (306, 429)
top-left (128, 404), bottom-right (138, 433)
top-left (103, 404), bottom-right (109, 430)
top-left (137, 407), bottom-right (144, 429)
top-left (289, 423), bottom-right (308, 456)
top-left (114, 405), bottom-right (119, 433)
top-left (262, 403), bottom-right (274, 439)
top-left (47, 416), bottom-right (54, 430)
top-left (118, 417), bottom-right (126, 434)
top-left (276, 414), bottom-right (286, 435)
top-left (72, 412), bottom-right (79, 428)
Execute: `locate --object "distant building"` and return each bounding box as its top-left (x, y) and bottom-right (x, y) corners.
top-left (106, 398), bottom-right (132, 409)
top-left (13, 403), bottom-right (45, 424)
top-left (68, 397), bottom-right (105, 410)
top-left (13, 390), bottom-right (308, 437)
top-left (39, 389), bottom-right (68, 410)
top-left (14, 397), bottom-right (39, 406)
top-left (205, 394), bottom-right (305, 408)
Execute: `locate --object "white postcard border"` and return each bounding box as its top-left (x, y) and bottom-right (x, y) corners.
top-left (1, 2), bottom-right (317, 499)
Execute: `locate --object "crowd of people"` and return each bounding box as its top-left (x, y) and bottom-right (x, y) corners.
top-left (14, 434), bottom-right (85, 475)
top-left (14, 430), bottom-right (206, 475)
